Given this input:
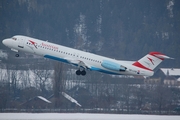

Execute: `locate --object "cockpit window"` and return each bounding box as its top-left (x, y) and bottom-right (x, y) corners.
top-left (12, 37), bottom-right (17, 40)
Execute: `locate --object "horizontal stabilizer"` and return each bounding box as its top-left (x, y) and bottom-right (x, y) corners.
top-left (154, 54), bottom-right (174, 59)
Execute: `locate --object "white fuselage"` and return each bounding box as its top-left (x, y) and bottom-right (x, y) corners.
top-left (2, 35), bottom-right (154, 76)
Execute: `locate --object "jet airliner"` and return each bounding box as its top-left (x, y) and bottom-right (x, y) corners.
top-left (2, 35), bottom-right (173, 76)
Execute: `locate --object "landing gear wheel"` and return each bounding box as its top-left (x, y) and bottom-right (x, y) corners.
top-left (76, 70), bottom-right (81, 75)
top-left (81, 70), bottom-right (86, 76)
top-left (15, 54), bottom-right (19, 57)
top-left (76, 69), bottom-right (86, 76)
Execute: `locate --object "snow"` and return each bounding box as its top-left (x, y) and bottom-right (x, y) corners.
top-left (0, 68), bottom-right (83, 90)
top-left (62, 92), bottom-right (81, 107)
top-left (177, 77), bottom-right (180, 82)
top-left (37, 96), bottom-right (51, 103)
top-left (0, 68), bottom-right (53, 90)
top-left (0, 113), bottom-right (180, 120)
top-left (167, 0), bottom-right (174, 18)
top-left (0, 50), bottom-right (7, 59)
top-left (160, 68), bottom-right (180, 76)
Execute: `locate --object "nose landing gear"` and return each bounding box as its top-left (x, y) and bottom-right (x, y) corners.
top-left (15, 54), bottom-right (19, 57)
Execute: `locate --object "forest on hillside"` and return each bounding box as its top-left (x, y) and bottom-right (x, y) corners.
top-left (0, 0), bottom-right (180, 67)
top-left (1, 0), bottom-right (180, 114)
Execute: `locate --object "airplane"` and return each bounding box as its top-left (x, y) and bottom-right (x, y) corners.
top-left (2, 35), bottom-right (173, 76)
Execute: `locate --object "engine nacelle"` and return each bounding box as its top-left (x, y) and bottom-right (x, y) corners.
top-left (101, 60), bottom-right (126, 71)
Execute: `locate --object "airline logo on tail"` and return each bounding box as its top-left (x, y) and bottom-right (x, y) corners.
top-left (133, 52), bottom-right (173, 71)
top-left (147, 57), bottom-right (154, 65)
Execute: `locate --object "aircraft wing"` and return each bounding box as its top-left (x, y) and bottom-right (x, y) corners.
top-left (65, 57), bottom-right (91, 69)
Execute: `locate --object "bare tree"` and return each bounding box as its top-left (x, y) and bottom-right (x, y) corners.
top-left (153, 84), bottom-right (172, 114)
top-left (122, 84), bottom-right (131, 113)
top-left (20, 70), bottom-right (31, 89)
top-left (135, 85), bottom-right (146, 110)
top-left (33, 69), bottom-right (52, 93)
top-left (6, 63), bottom-right (22, 99)
top-left (53, 62), bottom-right (66, 108)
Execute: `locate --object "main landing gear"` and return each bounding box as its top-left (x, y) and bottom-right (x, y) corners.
top-left (76, 69), bottom-right (86, 76)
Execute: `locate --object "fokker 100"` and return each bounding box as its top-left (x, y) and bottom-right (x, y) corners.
top-left (2, 35), bottom-right (173, 76)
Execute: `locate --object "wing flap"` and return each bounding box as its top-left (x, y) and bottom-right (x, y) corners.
top-left (65, 57), bottom-right (91, 69)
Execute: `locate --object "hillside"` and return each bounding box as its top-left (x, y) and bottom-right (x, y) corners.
top-left (0, 0), bottom-right (179, 67)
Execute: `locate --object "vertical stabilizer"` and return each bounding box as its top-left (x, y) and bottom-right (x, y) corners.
top-left (132, 52), bottom-right (173, 71)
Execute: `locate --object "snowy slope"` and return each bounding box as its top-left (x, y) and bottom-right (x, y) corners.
top-left (0, 113), bottom-right (180, 120)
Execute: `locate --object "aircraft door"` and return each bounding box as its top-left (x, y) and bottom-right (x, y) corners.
top-left (18, 38), bottom-right (24, 48)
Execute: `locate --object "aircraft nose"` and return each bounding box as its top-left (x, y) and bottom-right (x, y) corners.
top-left (2, 39), bottom-right (10, 46)
top-left (2, 39), bottom-right (6, 44)
top-left (2, 39), bottom-right (7, 45)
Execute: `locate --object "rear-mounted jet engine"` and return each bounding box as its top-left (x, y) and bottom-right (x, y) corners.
top-left (101, 60), bottom-right (127, 71)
